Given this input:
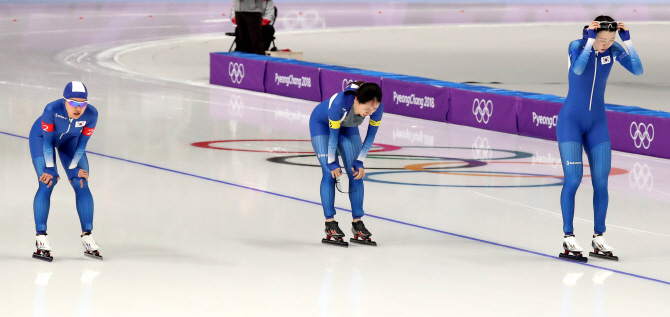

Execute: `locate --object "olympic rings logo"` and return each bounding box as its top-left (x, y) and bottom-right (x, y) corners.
top-left (281, 10), bottom-right (326, 30)
top-left (629, 162), bottom-right (653, 191)
top-left (630, 122), bottom-right (654, 149)
top-left (472, 99), bottom-right (493, 124)
top-left (472, 136), bottom-right (492, 161)
top-left (228, 94), bottom-right (244, 117)
top-left (342, 79), bottom-right (353, 91)
top-left (228, 62), bottom-right (245, 84)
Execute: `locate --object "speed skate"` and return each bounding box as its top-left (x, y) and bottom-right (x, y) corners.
top-left (558, 235), bottom-right (587, 263)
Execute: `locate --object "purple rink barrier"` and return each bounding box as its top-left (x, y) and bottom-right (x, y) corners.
top-left (264, 61), bottom-right (321, 102)
top-left (381, 78), bottom-right (449, 122)
top-left (518, 98), bottom-right (562, 141)
top-left (607, 111), bottom-right (670, 159)
top-left (448, 88), bottom-right (520, 135)
top-left (320, 69), bottom-right (383, 100)
top-left (209, 53), bottom-right (266, 93)
top-left (208, 52), bottom-right (670, 160)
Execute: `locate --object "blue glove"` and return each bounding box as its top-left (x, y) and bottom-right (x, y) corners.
top-left (587, 29), bottom-right (597, 39)
top-left (67, 167), bottom-right (82, 181)
top-left (352, 160), bottom-right (364, 172)
top-left (43, 167), bottom-right (59, 179)
top-left (619, 29), bottom-right (631, 41)
top-left (327, 161), bottom-right (341, 172)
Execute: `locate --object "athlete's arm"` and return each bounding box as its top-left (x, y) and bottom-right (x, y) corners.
top-left (357, 104), bottom-right (383, 163)
top-left (41, 108), bottom-right (56, 168)
top-left (68, 113), bottom-right (97, 170)
top-left (612, 23), bottom-right (643, 76)
top-left (39, 105), bottom-right (59, 187)
top-left (66, 133), bottom-right (92, 185)
top-left (326, 94), bottom-right (346, 175)
top-left (349, 104), bottom-right (383, 180)
top-left (67, 111), bottom-right (97, 186)
top-left (569, 39), bottom-right (594, 75)
top-left (569, 22), bottom-right (599, 75)
top-left (68, 134), bottom-right (91, 170)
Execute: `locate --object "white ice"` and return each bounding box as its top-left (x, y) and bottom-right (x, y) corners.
top-left (0, 3), bottom-right (669, 316)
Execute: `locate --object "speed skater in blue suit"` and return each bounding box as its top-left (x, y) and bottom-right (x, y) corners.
top-left (309, 81), bottom-right (383, 247)
top-left (29, 81), bottom-right (103, 261)
top-left (557, 16), bottom-right (643, 262)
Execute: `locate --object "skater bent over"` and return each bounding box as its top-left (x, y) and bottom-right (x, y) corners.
top-left (309, 82), bottom-right (383, 247)
top-left (557, 16), bottom-right (643, 262)
top-left (29, 81), bottom-right (103, 261)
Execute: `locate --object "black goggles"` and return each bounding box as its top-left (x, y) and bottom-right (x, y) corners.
top-left (598, 21), bottom-right (618, 30)
top-left (335, 176), bottom-right (357, 194)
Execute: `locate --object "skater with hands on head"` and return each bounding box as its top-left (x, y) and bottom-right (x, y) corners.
top-left (29, 81), bottom-right (103, 261)
top-left (309, 81), bottom-right (383, 247)
top-left (557, 16), bottom-right (642, 263)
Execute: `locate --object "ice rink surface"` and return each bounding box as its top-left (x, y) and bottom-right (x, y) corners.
top-left (1, 3), bottom-right (670, 316)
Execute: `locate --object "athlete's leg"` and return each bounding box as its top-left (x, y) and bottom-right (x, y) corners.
top-left (587, 142), bottom-right (611, 235)
top-left (29, 132), bottom-right (58, 234)
top-left (58, 138), bottom-right (94, 233)
top-left (559, 141), bottom-right (584, 235)
top-left (338, 127), bottom-right (364, 219)
top-left (585, 119), bottom-right (612, 235)
top-left (556, 111), bottom-right (585, 236)
top-left (32, 156), bottom-right (57, 234)
top-left (310, 121), bottom-right (337, 219)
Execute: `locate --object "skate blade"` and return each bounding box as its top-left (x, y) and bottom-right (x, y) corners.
top-left (558, 253), bottom-right (588, 263)
top-left (321, 238), bottom-right (348, 248)
top-left (84, 251), bottom-right (103, 260)
top-left (589, 252), bottom-right (618, 262)
top-left (350, 238), bottom-right (377, 246)
top-left (33, 252), bottom-right (53, 262)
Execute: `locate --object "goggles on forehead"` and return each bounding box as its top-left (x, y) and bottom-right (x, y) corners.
top-left (64, 98), bottom-right (88, 108)
top-left (598, 21), bottom-right (618, 30)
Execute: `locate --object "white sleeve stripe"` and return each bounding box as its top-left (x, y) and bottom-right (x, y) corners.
top-left (327, 93), bottom-right (337, 109)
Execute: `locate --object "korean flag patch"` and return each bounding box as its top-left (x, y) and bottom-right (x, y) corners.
top-left (601, 56), bottom-right (611, 65)
top-left (75, 121), bottom-right (86, 128)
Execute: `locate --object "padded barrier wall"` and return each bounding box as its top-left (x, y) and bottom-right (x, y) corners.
top-left (210, 52), bottom-right (670, 159)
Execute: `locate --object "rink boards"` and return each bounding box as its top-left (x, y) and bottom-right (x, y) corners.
top-left (210, 51), bottom-right (670, 159)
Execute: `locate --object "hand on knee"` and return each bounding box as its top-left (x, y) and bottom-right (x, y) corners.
top-left (67, 168), bottom-right (89, 181)
top-left (328, 161), bottom-right (342, 178)
top-left (39, 167), bottom-right (60, 188)
top-left (70, 177), bottom-right (88, 189)
top-left (67, 168), bottom-right (89, 188)
top-left (351, 160), bottom-right (365, 180)
top-left (39, 176), bottom-right (58, 189)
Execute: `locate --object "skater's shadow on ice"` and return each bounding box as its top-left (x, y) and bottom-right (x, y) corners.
top-left (0, 254), bottom-right (47, 262)
top-left (379, 235), bottom-right (477, 247)
top-left (106, 245), bottom-right (233, 266)
top-left (0, 254), bottom-right (96, 263)
top-left (239, 238), bottom-right (316, 249)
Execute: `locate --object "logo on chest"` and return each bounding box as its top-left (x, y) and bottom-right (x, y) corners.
top-left (55, 114), bottom-right (67, 120)
top-left (75, 121), bottom-right (86, 128)
top-left (601, 56), bottom-right (611, 65)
